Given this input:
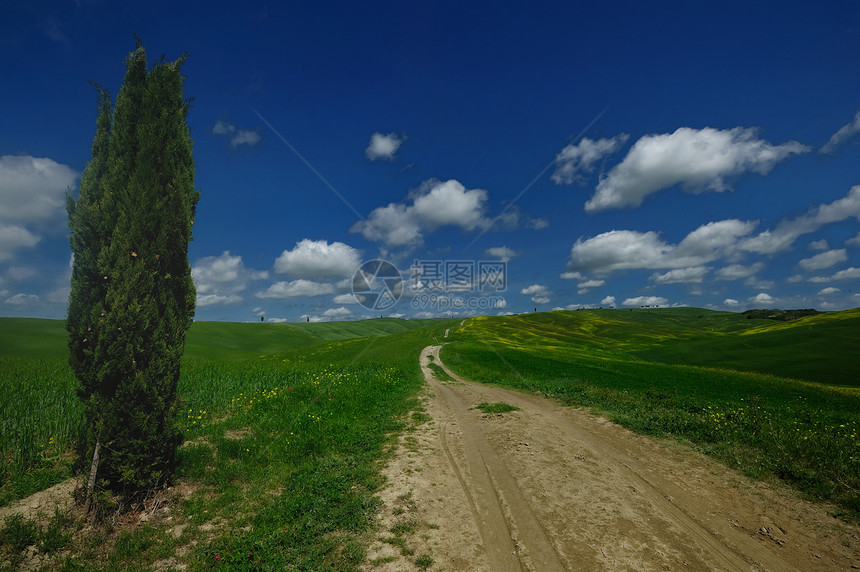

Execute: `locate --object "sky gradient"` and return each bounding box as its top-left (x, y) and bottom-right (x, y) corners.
top-left (2, 1), bottom-right (859, 322)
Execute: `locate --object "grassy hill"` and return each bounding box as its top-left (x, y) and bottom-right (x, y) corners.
top-left (453, 307), bottom-right (859, 387)
top-left (0, 317), bottom-right (452, 361)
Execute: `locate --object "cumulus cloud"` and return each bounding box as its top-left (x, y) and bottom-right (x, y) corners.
top-left (351, 179), bottom-right (489, 247)
top-left (811, 267), bottom-right (860, 283)
top-left (749, 292), bottom-right (775, 305)
top-left (600, 295), bottom-right (616, 307)
top-left (716, 262), bottom-right (764, 281)
top-left (818, 287), bottom-right (840, 296)
top-left (724, 298), bottom-right (739, 306)
top-left (622, 295), bottom-right (667, 307)
top-left (365, 132), bottom-right (406, 161)
top-left (4, 293), bottom-right (40, 306)
top-left (567, 219), bottom-right (756, 274)
top-left (0, 155), bottom-right (78, 223)
top-left (846, 232), bottom-right (860, 247)
top-left (551, 134), bottom-right (629, 185)
top-left (323, 307), bottom-right (353, 318)
top-left (809, 239), bottom-right (829, 251)
top-left (799, 249), bottom-right (848, 271)
top-left (256, 279), bottom-right (335, 299)
top-left (484, 246), bottom-right (516, 262)
top-left (521, 284), bottom-right (552, 305)
top-left (821, 111), bottom-right (860, 153)
top-left (333, 293), bottom-right (363, 304)
top-left (212, 120), bottom-right (261, 148)
top-left (274, 239), bottom-right (362, 279)
top-left (741, 186), bottom-right (860, 253)
top-left (578, 279), bottom-right (605, 289)
top-left (0, 225), bottom-right (40, 262)
top-left (651, 266), bottom-right (709, 284)
top-left (197, 293), bottom-right (243, 307)
top-left (585, 127), bottom-right (809, 212)
top-left (191, 251), bottom-right (269, 306)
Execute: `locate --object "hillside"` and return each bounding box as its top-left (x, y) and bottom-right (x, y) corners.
top-left (0, 317), bottom-right (452, 361)
top-left (456, 307), bottom-right (860, 387)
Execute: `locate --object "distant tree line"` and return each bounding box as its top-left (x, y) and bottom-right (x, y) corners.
top-left (742, 308), bottom-right (821, 321)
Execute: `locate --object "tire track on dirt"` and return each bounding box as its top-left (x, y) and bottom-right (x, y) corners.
top-left (366, 345), bottom-right (860, 571)
top-left (427, 346), bottom-right (568, 571)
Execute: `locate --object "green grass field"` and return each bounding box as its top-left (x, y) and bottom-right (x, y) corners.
top-left (1, 308), bottom-right (858, 568)
top-left (0, 316), bottom-right (455, 570)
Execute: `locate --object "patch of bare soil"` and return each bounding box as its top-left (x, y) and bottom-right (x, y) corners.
top-left (0, 478), bottom-right (78, 524)
top-left (365, 345), bottom-right (860, 571)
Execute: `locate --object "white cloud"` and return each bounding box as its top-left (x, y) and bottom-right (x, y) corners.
top-left (484, 246), bottom-right (516, 262)
top-left (724, 298), bottom-right (739, 306)
top-left (551, 134), bottom-right (629, 185)
top-left (846, 232), bottom-right (860, 247)
top-left (0, 155), bottom-right (78, 224)
top-left (256, 279), bottom-right (335, 299)
top-left (799, 249), bottom-right (847, 271)
top-left (651, 266), bottom-right (709, 284)
top-left (192, 251), bottom-right (268, 295)
top-left (352, 179), bottom-right (489, 247)
top-left (333, 293), bottom-right (363, 304)
top-left (365, 132), bottom-right (406, 161)
top-left (567, 219), bottom-right (756, 274)
top-left (213, 121), bottom-right (261, 148)
top-left (750, 292), bottom-right (775, 305)
top-left (212, 120), bottom-right (235, 135)
top-left (818, 287), bottom-right (840, 296)
top-left (742, 185), bottom-right (860, 253)
top-left (578, 279), bottom-right (605, 289)
top-left (197, 293), bottom-right (243, 307)
top-left (586, 127), bottom-right (809, 212)
top-left (191, 251), bottom-right (269, 306)
top-left (600, 295), bottom-right (616, 307)
top-left (821, 111), bottom-right (860, 153)
top-left (808, 239), bottom-right (829, 251)
top-left (0, 224), bottom-right (40, 262)
top-left (560, 271), bottom-right (584, 280)
top-left (521, 284), bottom-right (552, 305)
top-left (831, 267), bottom-right (860, 280)
top-left (323, 307), bottom-right (352, 318)
top-left (716, 262), bottom-right (764, 281)
top-left (230, 129), bottom-right (261, 148)
top-left (274, 239), bottom-right (362, 279)
top-left (4, 293), bottom-right (40, 306)
top-left (622, 295), bottom-right (667, 307)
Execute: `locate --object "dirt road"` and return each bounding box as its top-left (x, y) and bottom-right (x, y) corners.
top-left (365, 345), bottom-right (860, 571)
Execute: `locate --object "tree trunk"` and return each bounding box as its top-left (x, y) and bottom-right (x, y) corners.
top-left (86, 440), bottom-right (101, 510)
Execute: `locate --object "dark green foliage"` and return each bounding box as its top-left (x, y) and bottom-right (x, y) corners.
top-left (742, 308), bottom-right (821, 321)
top-left (66, 39), bottom-right (199, 500)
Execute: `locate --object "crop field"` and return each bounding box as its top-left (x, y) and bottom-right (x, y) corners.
top-left (1, 308), bottom-right (858, 569)
top-left (0, 317), bottom-right (454, 570)
top-left (440, 307), bottom-right (860, 520)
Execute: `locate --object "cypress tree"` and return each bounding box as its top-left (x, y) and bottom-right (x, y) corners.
top-left (67, 39), bottom-right (199, 504)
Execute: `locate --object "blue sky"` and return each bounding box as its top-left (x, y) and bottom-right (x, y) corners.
top-left (2, 1), bottom-right (859, 322)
